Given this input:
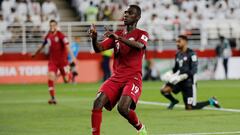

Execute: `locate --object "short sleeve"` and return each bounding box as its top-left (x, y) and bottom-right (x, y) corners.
top-left (137, 31), bottom-right (149, 47)
top-left (191, 52), bottom-right (198, 62)
top-left (59, 32), bottom-right (69, 46)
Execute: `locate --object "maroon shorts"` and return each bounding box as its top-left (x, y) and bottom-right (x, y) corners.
top-left (98, 79), bottom-right (142, 111)
top-left (48, 62), bottom-right (69, 76)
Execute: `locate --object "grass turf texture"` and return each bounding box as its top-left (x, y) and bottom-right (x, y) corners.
top-left (0, 80), bottom-right (240, 135)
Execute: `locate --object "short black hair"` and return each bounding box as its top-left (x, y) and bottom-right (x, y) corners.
top-left (178, 35), bottom-right (188, 41)
top-left (129, 5), bottom-right (141, 16)
top-left (49, 19), bottom-right (57, 24)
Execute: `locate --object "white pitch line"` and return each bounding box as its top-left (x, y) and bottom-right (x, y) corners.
top-left (139, 101), bottom-right (240, 113)
top-left (151, 131), bottom-right (240, 135)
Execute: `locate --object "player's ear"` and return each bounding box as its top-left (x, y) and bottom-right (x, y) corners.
top-left (136, 15), bottom-right (140, 21)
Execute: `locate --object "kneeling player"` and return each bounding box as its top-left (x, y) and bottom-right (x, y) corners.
top-left (160, 35), bottom-right (221, 110)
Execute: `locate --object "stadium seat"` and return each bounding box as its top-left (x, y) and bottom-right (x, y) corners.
top-left (229, 20), bottom-right (240, 38)
top-left (217, 20), bottom-right (231, 38)
top-left (204, 21), bottom-right (218, 39)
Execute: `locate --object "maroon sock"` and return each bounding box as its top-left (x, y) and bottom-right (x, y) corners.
top-left (128, 109), bottom-right (142, 130)
top-left (91, 109), bottom-right (102, 135)
top-left (48, 80), bottom-right (55, 99)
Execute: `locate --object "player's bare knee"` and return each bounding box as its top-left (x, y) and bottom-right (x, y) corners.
top-left (117, 104), bottom-right (128, 117)
top-left (48, 72), bottom-right (55, 80)
top-left (93, 93), bottom-right (108, 109)
top-left (93, 97), bottom-right (104, 109)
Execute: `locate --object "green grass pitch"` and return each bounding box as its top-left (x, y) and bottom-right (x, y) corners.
top-left (0, 80), bottom-right (240, 135)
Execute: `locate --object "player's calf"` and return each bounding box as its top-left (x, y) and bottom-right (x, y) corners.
top-left (160, 87), bottom-right (179, 109)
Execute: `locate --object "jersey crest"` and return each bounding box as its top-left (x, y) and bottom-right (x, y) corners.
top-left (55, 36), bottom-right (59, 42)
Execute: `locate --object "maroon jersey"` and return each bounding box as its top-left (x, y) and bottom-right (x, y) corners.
top-left (100, 28), bottom-right (149, 83)
top-left (44, 31), bottom-right (69, 65)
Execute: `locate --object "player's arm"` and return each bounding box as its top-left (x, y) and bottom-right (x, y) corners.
top-left (172, 54), bottom-right (179, 73)
top-left (118, 36), bottom-right (145, 49)
top-left (106, 31), bottom-right (148, 49)
top-left (89, 24), bottom-right (114, 53)
top-left (32, 40), bottom-right (47, 58)
top-left (186, 52), bottom-right (198, 76)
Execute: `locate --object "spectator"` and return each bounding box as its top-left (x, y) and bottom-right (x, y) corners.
top-left (1, 0), bottom-right (15, 21)
top-left (201, 4), bottom-right (215, 20)
top-left (225, 8), bottom-right (238, 19)
top-left (159, 16), bottom-right (174, 40)
top-left (77, 0), bottom-right (89, 21)
top-left (111, 4), bottom-right (124, 21)
top-left (85, 1), bottom-right (98, 22)
top-left (214, 1), bottom-right (227, 19)
top-left (0, 14), bottom-right (9, 42)
top-left (101, 49), bottom-right (113, 81)
top-left (25, 14), bottom-right (34, 40)
top-left (28, 0), bottom-right (41, 16)
top-left (181, 0), bottom-right (194, 13)
top-left (215, 36), bottom-right (232, 79)
top-left (42, 0), bottom-right (59, 21)
top-left (7, 7), bottom-right (17, 25)
top-left (16, 0), bottom-right (28, 23)
top-left (147, 14), bottom-right (161, 51)
top-left (102, 5), bottom-right (112, 21)
top-left (161, 3), bottom-right (176, 19)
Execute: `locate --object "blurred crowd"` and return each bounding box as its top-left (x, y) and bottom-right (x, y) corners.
top-left (0, 0), bottom-right (59, 42)
top-left (0, 0), bottom-right (59, 25)
top-left (1, 0), bottom-right (240, 43)
top-left (70, 0), bottom-right (127, 22)
top-left (70, 0), bottom-right (240, 40)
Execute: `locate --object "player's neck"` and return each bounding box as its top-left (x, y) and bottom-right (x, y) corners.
top-left (181, 46), bottom-right (188, 53)
top-left (51, 31), bottom-right (57, 35)
top-left (126, 23), bottom-right (137, 33)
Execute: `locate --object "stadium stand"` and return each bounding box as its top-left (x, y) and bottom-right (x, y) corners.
top-left (0, 0), bottom-right (240, 54)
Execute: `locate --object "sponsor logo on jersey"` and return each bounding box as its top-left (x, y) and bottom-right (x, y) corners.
top-left (184, 56), bottom-right (188, 61)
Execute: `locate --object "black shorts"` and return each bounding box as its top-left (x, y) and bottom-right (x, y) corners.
top-left (166, 81), bottom-right (197, 106)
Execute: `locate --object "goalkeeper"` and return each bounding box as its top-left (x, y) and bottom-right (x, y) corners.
top-left (160, 35), bottom-right (221, 110)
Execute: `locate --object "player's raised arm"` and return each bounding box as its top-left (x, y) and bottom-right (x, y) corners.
top-left (89, 24), bottom-right (101, 53)
top-left (89, 24), bottom-right (115, 53)
top-left (105, 30), bottom-right (148, 49)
